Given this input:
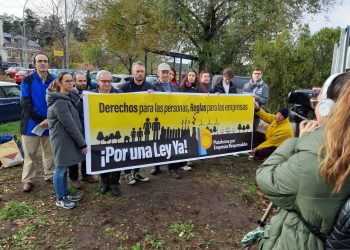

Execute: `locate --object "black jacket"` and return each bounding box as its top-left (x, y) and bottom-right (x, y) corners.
top-left (89, 86), bottom-right (123, 94)
top-left (325, 199), bottom-right (350, 249)
top-left (211, 79), bottom-right (237, 94)
top-left (119, 79), bottom-right (155, 92)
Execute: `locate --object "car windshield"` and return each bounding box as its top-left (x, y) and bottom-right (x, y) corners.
top-left (0, 86), bottom-right (20, 97)
top-left (113, 77), bottom-right (121, 83)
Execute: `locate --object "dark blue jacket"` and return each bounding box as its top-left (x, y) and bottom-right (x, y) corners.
top-left (89, 86), bottom-right (123, 94)
top-left (20, 71), bottom-right (55, 136)
top-left (119, 78), bottom-right (155, 92)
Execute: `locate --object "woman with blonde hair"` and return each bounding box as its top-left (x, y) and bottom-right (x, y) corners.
top-left (46, 72), bottom-right (87, 209)
top-left (256, 73), bottom-right (350, 249)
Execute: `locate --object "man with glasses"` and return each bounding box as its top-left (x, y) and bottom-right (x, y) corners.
top-left (243, 67), bottom-right (269, 131)
top-left (20, 52), bottom-right (55, 192)
top-left (250, 102), bottom-right (293, 160)
top-left (90, 70), bottom-right (123, 196)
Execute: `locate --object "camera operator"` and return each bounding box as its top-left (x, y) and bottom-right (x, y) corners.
top-left (250, 102), bottom-right (293, 160)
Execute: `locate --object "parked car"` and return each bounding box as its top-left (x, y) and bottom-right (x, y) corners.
top-left (0, 81), bottom-right (21, 124)
top-left (146, 74), bottom-right (158, 84)
top-left (212, 75), bottom-right (250, 93)
top-left (5, 67), bottom-right (24, 78)
top-left (0, 62), bottom-right (20, 74)
top-left (89, 71), bottom-right (99, 89)
top-left (111, 74), bottom-right (132, 88)
top-left (48, 69), bottom-right (85, 77)
top-left (14, 69), bottom-right (34, 84)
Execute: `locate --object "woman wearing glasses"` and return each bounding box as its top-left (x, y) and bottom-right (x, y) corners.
top-left (46, 72), bottom-right (87, 209)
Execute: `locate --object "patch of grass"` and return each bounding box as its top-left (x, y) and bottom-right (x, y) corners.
top-left (11, 223), bottom-right (37, 248)
top-left (144, 235), bottom-right (166, 249)
top-left (103, 227), bottom-right (129, 241)
top-left (0, 201), bottom-right (36, 220)
top-left (202, 238), bottom-right (219, 248)
top-left (210, 168), bottom-right (221, 178)
top-left (131, 243), bottom-right (142, 250)
top-left (85, 183), bottom-right (101, 199)
top-left (0, 121), bottom-right (20, 137)
top-left (242, 181), bottom-right (259, 203)
top-left (169, 220), bottom-right (194, 240)
top-left (0, 201), bottom-right (48, 249)
top-left (137, 224), bottom-right (149, 235)
top-left (55, 237), bottom-right (74, 249)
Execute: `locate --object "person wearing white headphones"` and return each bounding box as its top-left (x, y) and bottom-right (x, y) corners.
top-left (255, 73), bottom-right (350, 250)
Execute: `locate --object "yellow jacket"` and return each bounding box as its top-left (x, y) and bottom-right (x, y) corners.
top-left (256, 108), bottom-right (294, 150)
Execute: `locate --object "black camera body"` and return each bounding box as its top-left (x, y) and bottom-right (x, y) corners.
top-left (287, 89), bottom-right (319, 127)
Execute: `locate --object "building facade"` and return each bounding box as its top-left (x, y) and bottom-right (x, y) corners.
top-left (0, 17), bottom-right (41, 67)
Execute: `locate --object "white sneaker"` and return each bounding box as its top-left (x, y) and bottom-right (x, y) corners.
top-left (56, 197), bottom-right (75, 209)
top-left (186, 161), bottom-right (194, 166)
top-left (180, 165), bottom-right (192, 171)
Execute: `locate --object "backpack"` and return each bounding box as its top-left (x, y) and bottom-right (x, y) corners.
top-left (296, 199), bottom-right (350, 249)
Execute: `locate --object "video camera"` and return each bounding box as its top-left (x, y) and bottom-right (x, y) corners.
top-left (287, 89), bottom-right (320, 123)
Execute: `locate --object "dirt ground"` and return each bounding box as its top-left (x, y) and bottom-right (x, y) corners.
top-left (0, 156), bottom-right (265, 249)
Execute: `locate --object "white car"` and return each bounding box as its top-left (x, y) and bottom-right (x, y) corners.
top-left (112, 74), bottom-right (132, 88)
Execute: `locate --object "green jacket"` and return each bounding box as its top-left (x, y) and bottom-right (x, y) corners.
top-left (256, 126), bottom-right (350, 250)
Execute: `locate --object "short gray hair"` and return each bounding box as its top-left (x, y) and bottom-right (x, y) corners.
top-left (97, 70), bottom-right (112, 81)
top-left (132, 62), bottom-right (145, 72)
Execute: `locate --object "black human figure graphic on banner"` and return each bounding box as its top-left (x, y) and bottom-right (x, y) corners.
top-left (160, 127), bottom-right (166, 140)
top-left (152, 117), bottom-right (161, 141)
top-left (137, 127), bottom-right (143, 142)
top-left (143, 118), bottom-right (151, 141)
top-left (131, 128), bottom-right (136, 142)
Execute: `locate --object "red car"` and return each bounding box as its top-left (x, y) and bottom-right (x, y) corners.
top-left (14, 69), bottom-right (34, 84)
top-left (6, 67), bottom-right (23, 78)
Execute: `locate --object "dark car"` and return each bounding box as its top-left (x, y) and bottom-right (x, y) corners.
top-left (212, 75), bottom-right (250, 93)
top-left (0, 81), bottom-right (21, 124)
top-left (0, 62), bottom-right (20, 74)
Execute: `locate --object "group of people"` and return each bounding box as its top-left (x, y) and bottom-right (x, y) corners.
top-left (19, 51), bottom-right (350, 249)
top-left (20, 52), bottom-right (280, 210)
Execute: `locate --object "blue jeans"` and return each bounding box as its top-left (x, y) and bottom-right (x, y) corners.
top-left (53, 165), bottom-right (68, 200)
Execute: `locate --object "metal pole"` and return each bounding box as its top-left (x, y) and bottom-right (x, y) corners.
top-left (22, 0), bottom-right (30, 67)
top-left (179, 58), bottom-right (183, 83)
top-left (65, 0), bottom-right (69, 69)
top-left (144, 51), bottom-right (148, 75)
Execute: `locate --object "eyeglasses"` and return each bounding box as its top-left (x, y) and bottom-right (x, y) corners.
top-left (37, 60), bottom-right (48, 63)
top-left (310, 98), bottom-right (318, 109)
top-left (99, 80), bottom-right (112, 83)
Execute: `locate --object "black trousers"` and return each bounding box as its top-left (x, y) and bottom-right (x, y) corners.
top-left (68, 161), bottom-right (87, 181)
top-left (100, 171), bottom-right (121, 186)
top-left (124, 168), bottom-right (140, 174)
top-left (253, 131), bottom-right (276, 159)
top-left (253, 114), bottom-right (260, 132)
top-left (168, 162), bottom-right (184, 170)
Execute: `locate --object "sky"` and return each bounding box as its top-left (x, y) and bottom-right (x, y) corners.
top-left (0, 0), bottom-right (349, 33)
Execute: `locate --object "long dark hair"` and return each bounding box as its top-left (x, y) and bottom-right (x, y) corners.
top-left (180, 69), bottom-right (198, 91)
